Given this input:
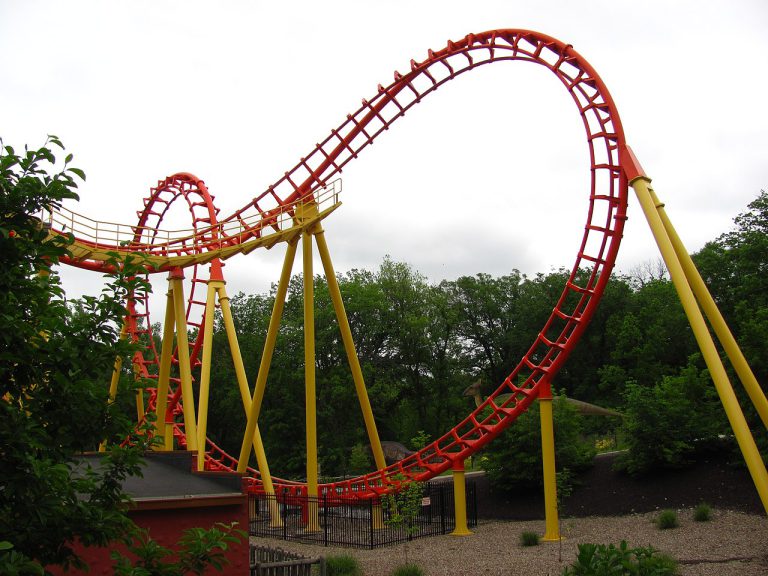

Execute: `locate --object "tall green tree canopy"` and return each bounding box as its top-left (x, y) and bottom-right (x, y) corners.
top-left (0, 138), bottom-right (148, 572)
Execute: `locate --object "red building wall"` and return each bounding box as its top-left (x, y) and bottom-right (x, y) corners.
top-left (48, 495), bottom-right (250, 575)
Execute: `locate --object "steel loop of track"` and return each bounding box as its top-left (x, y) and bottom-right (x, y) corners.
top-left (51, 29), bottom-right (628, 499)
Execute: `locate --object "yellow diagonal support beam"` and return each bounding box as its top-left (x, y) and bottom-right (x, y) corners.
top-left (170, 268), bottom-right (198, 452)
top-left (237, 240), bottom-right (298, 474)
top-left (647, 186), bottom-right (768, 431)
top-left (154, 286), bottom-right (177, 450)
top-left (218, 282), bottom-right (282, 526)
top-left (196, 280), bottom-right (221, 470)
top-left (631, 174), bottom-right (768, 514)
top-left (100, 322), bottom-right (128, 452)
top-left (314, 228), bottom-right (388, 472)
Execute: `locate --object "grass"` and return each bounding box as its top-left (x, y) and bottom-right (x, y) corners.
top-left (520, 530), bottom-right (540, 546)
top-left (656, 509), bottom-right (680, 530)
top-left (390, 564), bottom-right (424, 576)
top-left (326, 554), bottom-right (363, 576)
top-left (693, 502), bottom-right (712, 522)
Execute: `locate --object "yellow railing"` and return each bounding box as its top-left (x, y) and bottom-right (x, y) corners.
top-left (39, 179), bottom-right (342, 256)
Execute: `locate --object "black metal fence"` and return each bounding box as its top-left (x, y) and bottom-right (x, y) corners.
top-left (249, 480), bottom-right (477, 549)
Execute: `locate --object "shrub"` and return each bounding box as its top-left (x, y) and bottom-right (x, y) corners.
top-left (615, 360), bottom-right (727, 476)
top-left (693, 502), bottom-right (712, 522)
top-left (326, 554), bottom-right (363, 576)
top-left (520, 531), bottom-right (540, 547)
top-left (636, 551), bottom-right (679, 575)
top-left (656, 509), bottom-right (679, 530)
top-left (348, 444), bottom-right (372, 475)
top-left (390, 564), bottom-right (424, 576)
top-left (562, 541), bottom-right (678, 575)
top-left (484, 396), bottom-right (595, 492)
top-left (382, 475), bottom-right (423, 565)
top-left (112, 523), bottom-right (246, 575)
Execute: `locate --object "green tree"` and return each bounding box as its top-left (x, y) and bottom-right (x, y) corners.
top-left (0, 138), bottom-right (244, 574)
top-left (695, 191), bottom-right (768, 381)
top-left (482, 396), bottom-right (595, 492)
top-left (616, 357), bottom-right (728, 475)
top-left (0, 138), bottom-right (150, 571)
top-left (382, 475), bottom-right (424, 565)
top-left (693, 190), bottom-right (768, 455)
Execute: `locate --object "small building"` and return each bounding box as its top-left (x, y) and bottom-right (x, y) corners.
top-left (50, 451), bottom-right (250, 575)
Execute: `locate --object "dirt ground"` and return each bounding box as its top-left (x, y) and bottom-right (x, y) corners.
top-left (251, 451), bottom-right (767, 575)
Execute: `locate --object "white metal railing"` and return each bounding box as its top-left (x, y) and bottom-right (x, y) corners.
top-left (39, 179), bottom-right (342, 257)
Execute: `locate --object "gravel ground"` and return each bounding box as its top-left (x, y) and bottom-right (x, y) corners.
top-left (250, 508), bottom-right (768, 575)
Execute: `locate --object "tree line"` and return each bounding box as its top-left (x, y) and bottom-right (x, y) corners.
top-left (200, 191), bottom-right (768, 485)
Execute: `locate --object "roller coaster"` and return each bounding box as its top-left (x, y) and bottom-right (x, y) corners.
top-left (39, 29), bottom-right (768, 533)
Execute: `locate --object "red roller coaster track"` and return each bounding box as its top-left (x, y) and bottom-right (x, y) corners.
top-left (55, 29), bottom-right (629, 499)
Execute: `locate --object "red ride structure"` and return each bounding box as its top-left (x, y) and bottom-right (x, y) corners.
top-left (45, 29), bottom-right (768, 537)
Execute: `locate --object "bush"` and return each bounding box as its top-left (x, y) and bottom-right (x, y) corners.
top-left (112, 523), bottom-right (246, 575)
top-left (656, 509), bottom-right (679, 530)
top-left (693, 502), bottom-right (712, 522)
top-left (520, 531), bottom-right (540, 547)
top-left (616, 360), bottom-right (727, 476)
top-left (326, 554), bottom-right (362, 576)
top-left (348, 444), bottom-right (372, 476)
top-left (483, 396), bottom-right (595, 492)
top-left (562, 541), bottom-right (678, 575)
top-left (390, 564), bottom-right (424, 576)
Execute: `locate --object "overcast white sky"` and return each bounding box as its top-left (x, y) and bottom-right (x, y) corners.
top-left (3, 0), bottom-right (767, 312)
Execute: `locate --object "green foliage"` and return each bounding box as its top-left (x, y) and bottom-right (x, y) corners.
top-left (694, 190), bottom-right (768, 456)
top-left (348, 443), bottom-right (372, 476)
top-left (0, 139), bottom-right (248, 576)
top-left (326, 554), bottom-right (363, 576)
top-left (556, 468), bottom-right (574, 509)
top-left (0, 138), bottom-right (153, 572)
top-left (616, 358), bottom-right (727, 475)
top-left (0, 542), bottom-right (45, 576)
top-left (111, 522), bottom-right (246, 575)
top-left (562, 541), bottom-right (678, 575)
top-left (656, 510), bottom-right (679, 530)
top-left (693, 502), bottom-right (712, 522)
top-left (382, 475), bottom-right (424, 564)
top-left (410, 430), bottom-right (430, 451)
top-left (483, 397), bottom-right (595, 492)
top-left (520, 531), bottom-right (540, 547)
top-left (390, 564), bottom-right (424, 576)
top-left (383, 476), bottom-right (423, 536)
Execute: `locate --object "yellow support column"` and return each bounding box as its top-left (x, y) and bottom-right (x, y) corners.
top-left (196, 280), bottom-right (220, 471)
top-left (303, 229), bottom-right (320, 531)
top-left (237, 241), bottom-right (298, 474)
top-left (631, 174), bottom-right (768, 514)
top-left (133, 360), bottom-right (145, 423)
top-left (648, 186), bottom-right (768, 431)
top-left (218, 281), bottom-right (282, 526)
top-left (451, 459), bottom-right (473, 536)
top-left (539, 388), bottom-right (560, 541)
top-left (155, 286), bottom-right (177, 450)
top-left (314, 229), bottom-right (388, 472)
top-left (100, 322), bottom-right (128, 452)
top-left (219, 286), bottom-right (274, 486)
top-left (169, 268), bottom-right (198, 452)
top-left (371, 502), bottom-right (386, 530)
